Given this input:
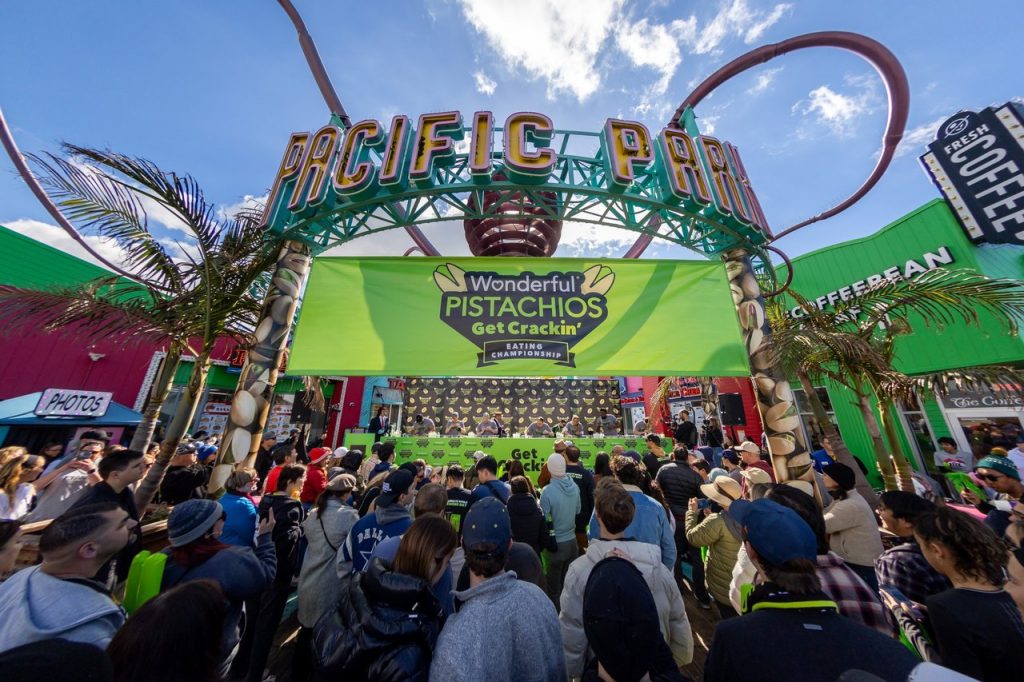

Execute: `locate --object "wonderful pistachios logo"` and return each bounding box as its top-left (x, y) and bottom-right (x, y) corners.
top-left (433, 263), bottom-right (614, 367)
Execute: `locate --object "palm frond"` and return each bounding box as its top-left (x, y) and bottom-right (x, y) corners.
top-left (0, 282), bottom-right (175, 347)
top-left (835, 268), bottom-right (1024, 335)
top-left (910, 365), bottom-right (1024, 401)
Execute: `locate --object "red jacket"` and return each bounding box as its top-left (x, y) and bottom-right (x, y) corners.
top-left (300, 465), bottom-right (328, 504)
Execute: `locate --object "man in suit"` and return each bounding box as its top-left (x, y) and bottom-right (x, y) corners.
top-left (368, 407), bottom-right (390, 443)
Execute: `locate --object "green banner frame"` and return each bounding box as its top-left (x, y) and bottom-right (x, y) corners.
top-left (342, 434), bottom-right (669, 483)
top-left (289, 257), bottom-right (748, 377)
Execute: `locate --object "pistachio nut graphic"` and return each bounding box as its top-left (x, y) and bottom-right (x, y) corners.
top-left (581, 264), bottom-right (616, 295)
top-left (433, 263), bottom-right (468, 293)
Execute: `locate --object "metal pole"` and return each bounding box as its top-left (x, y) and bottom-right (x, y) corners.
top-left (723, 248), bottom-right (815, 488)
top-left (208, 239), bottom-right (311, 492)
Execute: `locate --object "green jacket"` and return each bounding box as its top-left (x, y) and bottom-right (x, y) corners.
top-left (685, 510), bottom-right (741, 605)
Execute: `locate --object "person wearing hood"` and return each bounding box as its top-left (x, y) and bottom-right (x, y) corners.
top-left (314, 515), bottom-right (456, 680)
top-left (163, 499), bottom-right (277, 676)
top-left (540, 453), bottom-right (581, 607)
top-left (338, 468), bottom-right (415, 575)
top-left (560, 478), bottom-right (692, 679)
top-left (430, 498), bottom-right (564, 682)
top-left (508, 475), bottom-right (549, 557)
top-left (0, 501), bottom-right (134, 652)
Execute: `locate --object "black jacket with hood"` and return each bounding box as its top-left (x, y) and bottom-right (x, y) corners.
top-left (313, 557), bottom-right (443, 681)
top-left (256, 492), bottom-right (305, 584)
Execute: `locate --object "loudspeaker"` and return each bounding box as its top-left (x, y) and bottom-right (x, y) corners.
top-left (718, 393), bottom-right (745, 426)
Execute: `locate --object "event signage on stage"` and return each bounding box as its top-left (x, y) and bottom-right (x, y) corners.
top-left (288, 257), bottom-right (749, 377)
top-left (34, 388), bottom-right (112, 418)
top-left (920, 102), bottom-right (1024, 246)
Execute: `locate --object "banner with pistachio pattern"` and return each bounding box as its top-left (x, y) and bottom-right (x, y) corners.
top-left (289, 257), bottom-right (749, 376)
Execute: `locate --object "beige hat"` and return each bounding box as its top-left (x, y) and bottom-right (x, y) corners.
top-left (782, 480), bottom-right (815, 497)
top-left (326, 473), bottom-right (358, 492)
top-left (741, 467), bottom-right (773, 485)
top-left (700, 476), bottom-right (742, 508)
top-left (733, 441), bottom-right (761, 455)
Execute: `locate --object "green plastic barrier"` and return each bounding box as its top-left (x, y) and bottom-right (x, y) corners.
top-left (123, 551), bottom-right (167, 615)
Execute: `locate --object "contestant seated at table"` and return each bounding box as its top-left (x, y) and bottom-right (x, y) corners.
top-left (443, 413), bottom-right (464, 436)
top-left (563, 415), bottom-right (585, 438)
top-left (476, 411), bottom-right (499, 437)
top-left (593, 408), bottom-right (619, 435)
top-left (525, 416), bottom-right (554, 438)
top-left (409, 413), bottom-right (436, 436)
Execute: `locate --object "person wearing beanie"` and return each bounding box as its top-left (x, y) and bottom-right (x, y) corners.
top-left (539, 452), bottom-right (581, 607)
top-left (430, 499), bottom-right (565, 682)
top-left (338, 468), bottom-right (415, 575)
top-left (161, 499), bottom-right (277, 674)
top-left (561, 479), bottom-right (692, 679)
top-left (300, 447), bottom-right (332, 506)
top-left (705, 499), bottom-right (917, 682)
top-left (961, 455), bottom-right (1024, 537)
top-left (822, 461), bottom-right (884, 590)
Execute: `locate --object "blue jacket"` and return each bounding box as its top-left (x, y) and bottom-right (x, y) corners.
top-left (588, 485), bottom-right (676, 569)
top-left (219, 492), bottom-right (258, 547)
top-left (540, 477), bottom-right (581, 543)
top-left (471, 480), bottom-right (510, 504)
top-left (338, 503), bottom-right (412, 575)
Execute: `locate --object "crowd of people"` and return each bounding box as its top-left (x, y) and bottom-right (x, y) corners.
top-left (0, 427), bottom-right (1023, 681)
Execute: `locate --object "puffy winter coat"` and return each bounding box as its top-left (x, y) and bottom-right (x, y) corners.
top-left (559, 538), bottom-right (693, 679)
top-left (507, 492), bottom-right (549, 555)
top-left (313, 557), bottom-right (443, 682)
top-left (684, 510), bottom-right (741, 606)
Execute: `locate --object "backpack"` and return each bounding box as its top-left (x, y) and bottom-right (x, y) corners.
top-left (122, 550), bottom-right (167, 614)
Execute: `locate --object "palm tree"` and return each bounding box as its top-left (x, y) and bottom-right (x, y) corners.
top-left (770, 268), bottom-right (1024, 493)
top-left (0, 144), bottom-right (297, 511)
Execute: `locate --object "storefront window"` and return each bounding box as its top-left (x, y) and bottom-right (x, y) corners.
top-left (898, 393), bottom-right (936, 470)
top-left (792, 386), bottom-right (837, 449)
top-left (957, 416), bottom-right (1024, 463)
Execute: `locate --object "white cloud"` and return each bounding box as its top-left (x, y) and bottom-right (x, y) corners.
top-left (700, 114), bottom-right (721, 135)
top-left (615, 17), bottom-right (697, 97)
top-left (473, 70), bottom-right (497, 96)
top-left (796, 74), bottom-right (880, 137)
top-left (894, 116), bottom-right (945, 158)
top-left (216, 193), bottom-right (268, 222)
top-left (694, 0), bottom-right (792, 55)
top-left (458, 0), bottom-right (625, 101)
top-left (2, 218), bottom-right (128, 272)
top-left (748, 66), bottom-right (782, 95)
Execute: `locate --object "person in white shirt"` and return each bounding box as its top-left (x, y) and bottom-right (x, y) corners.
top-left (934, 437), bottom-right (972, 471)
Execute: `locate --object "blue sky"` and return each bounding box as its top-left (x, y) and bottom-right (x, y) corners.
top-left (1, 0), bottom-right (1021, 267)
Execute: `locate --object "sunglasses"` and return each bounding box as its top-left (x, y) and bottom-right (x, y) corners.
top-left (979, 473), bottom-right (1005, 483)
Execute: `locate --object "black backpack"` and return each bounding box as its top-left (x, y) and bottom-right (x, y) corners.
top-left (582, 557), bottom-right (688, 682)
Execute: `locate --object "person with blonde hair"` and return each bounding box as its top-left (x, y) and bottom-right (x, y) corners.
top-left (0, 455), bottom-right (46, 520)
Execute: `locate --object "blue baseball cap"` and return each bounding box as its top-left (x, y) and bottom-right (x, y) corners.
top-left (729, 498), bottom-right (817, 565)
top-left (462, 497), bottom-right (511, 554)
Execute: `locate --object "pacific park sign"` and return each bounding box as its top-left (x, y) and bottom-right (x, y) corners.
top-left (262, 110), bottom-right (770, 240)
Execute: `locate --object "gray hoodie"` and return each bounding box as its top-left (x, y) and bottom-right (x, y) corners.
top-left (430, 571), bottom-right (564, 682)
top-left (0, 565), bottom-right (125, 652)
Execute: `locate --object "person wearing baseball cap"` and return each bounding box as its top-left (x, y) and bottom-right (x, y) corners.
top-left (161, 499), bottom-right (277, 673)
top-left (337, 469), bottom-right (414, 575)
top-left (734, 440), bottom-right (775, 492)
top-left (430, 498), bottom-right (565, 681)
top-left (704, 498), bottom-right (917, 682)
top-left (299, 447), bottom-right (332, 507)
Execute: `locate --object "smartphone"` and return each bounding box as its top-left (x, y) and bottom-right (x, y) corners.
top-left (697, 499), bottom-right (711, 510)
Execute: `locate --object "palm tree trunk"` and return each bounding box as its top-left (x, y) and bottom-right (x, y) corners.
top-left (127, 347), bottom-right (181, 452)
top-left (134, 354), bottom-right (210, 512)
top-left (797, 371), bottom-right (879, 507)
top-left (878, 397), bottom-right (916, 492)
top-left (853, 380), bottom-right (898, 491)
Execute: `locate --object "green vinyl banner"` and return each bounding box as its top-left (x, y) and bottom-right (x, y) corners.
top-left (288, 256), bottom-right (749, 377)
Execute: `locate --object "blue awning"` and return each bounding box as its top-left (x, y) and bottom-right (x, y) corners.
top-left (0, 392), bottom-right (143, 427)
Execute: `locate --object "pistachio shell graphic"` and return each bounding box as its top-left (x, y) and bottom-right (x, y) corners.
top-left (581, 264), bottom-right (616, 296)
